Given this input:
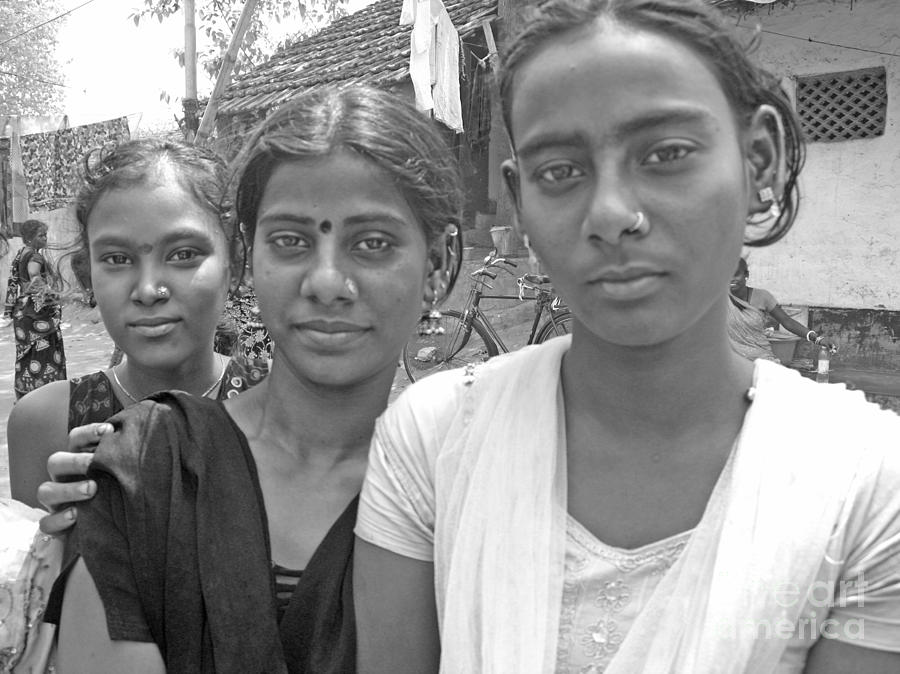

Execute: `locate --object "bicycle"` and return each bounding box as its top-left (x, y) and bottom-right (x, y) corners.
top-left (402, 250), bottom-right (573, 382)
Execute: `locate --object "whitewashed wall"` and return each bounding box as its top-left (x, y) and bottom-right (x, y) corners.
top-left (738, 0), bottom-right (900, 310)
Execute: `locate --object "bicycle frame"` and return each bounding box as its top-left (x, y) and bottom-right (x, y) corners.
top-left (458, 275), bottom-right (561, 354)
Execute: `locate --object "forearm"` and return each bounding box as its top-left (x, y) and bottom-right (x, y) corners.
top-left (779, 316), bottom-right (814, 339)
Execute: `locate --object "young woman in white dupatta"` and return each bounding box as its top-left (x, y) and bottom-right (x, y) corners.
top-left (352, 1), bottom-right (900, 672)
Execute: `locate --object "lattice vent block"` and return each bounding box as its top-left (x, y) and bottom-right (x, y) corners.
top-left (796, 67), bottom-right (887, 142)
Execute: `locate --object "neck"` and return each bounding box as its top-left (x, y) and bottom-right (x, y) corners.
top-left (228, 356), bottom-right (394, 466)
top-left (562, 300), bottom-right (754, 442)
top-left (113, 351), bottom-right (225, 401)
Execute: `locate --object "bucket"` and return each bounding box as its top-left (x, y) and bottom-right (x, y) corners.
top-left (489, 226), bottom-right (515, 256)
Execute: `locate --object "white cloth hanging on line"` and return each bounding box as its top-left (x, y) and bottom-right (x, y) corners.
top-left (401, 0), bottom-right (464, 132)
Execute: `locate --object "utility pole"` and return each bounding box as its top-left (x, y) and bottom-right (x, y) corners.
top-left (195, 0), bottom-right (260, 145)
top-left (183, 0), bottom-right (200, 141)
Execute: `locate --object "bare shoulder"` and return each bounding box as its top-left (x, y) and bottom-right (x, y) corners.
top-left (8, 379), bottom-right (71, 505)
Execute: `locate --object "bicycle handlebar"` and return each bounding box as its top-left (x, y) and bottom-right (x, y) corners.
top-left (522, 273), bottom-right (551, 285)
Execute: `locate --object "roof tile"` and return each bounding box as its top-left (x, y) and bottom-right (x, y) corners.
top-left (220, 0), bottom-right (497, 117)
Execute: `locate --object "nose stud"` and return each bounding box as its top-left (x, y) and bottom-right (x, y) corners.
top-left (156, 285), bottom-right (171, 299)
top-left (344, 277), bottom-right (358, 298)
top-left (625, 211), bottom-right (650, 236)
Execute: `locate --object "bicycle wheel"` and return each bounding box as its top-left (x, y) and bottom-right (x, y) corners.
top-left (403, 309), bottom-right (499, 382)
top-left (535, 310), bottom-right (573, 344)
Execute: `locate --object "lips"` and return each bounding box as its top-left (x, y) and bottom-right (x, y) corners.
top-left (589, 265), bottom-right (666, 301)
top-left (294, 320), bottom-right (370, 348)
top-left (128, 317), bottom-right (180, 338)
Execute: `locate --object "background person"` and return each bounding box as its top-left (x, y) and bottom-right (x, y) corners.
top-left (728, 256), bottom-right (834, 362)
top-left (12, 218), bottom-right (67, 399)
top-left (352, 1), bottom-right (900, 673)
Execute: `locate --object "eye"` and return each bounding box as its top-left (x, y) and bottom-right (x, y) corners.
top-left (644, 143), bottom-right (695, 165)
top-left (169, 248), bottom-right (202, 263)
top-left (268, 233), bottom-right (308, 250)
top-left (535, 162), bottom-right (584, 184)
top-left (352, 236), bottom-right (393, 253)
top-left (99, 253), bottom-right (131, 266)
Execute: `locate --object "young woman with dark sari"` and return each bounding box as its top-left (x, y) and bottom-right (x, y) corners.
top-left (1, 139), bottom-right (264, 673)
top-left (44, 85), bottom-right (462, 673)
top-left (7, 140), bottom-right (264, 510)
top-left (11, 218), bottom-right (67, 398)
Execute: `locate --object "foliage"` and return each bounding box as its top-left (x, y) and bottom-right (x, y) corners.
top-left (131, 0), bottom-right (349, 83)
top-left (0, 0), bottom-right (65, 115)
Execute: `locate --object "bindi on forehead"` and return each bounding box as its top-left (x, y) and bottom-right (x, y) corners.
top-left (137, 243), bottom-right (153, 254)
top-left (318, 220), bottom-right (332, 234)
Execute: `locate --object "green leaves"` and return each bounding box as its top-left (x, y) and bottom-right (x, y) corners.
top-left (132, 0), bottom-right (350, 82)
top-left (0, 0), bottom-right (65, 114)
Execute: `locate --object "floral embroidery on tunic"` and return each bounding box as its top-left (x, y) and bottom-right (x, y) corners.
top-left (556, 516), bottom-right (690, 673)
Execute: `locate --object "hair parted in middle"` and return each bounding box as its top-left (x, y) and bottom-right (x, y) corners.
top-left (73, 137), bottom-right (238, 278)
top-left (498, 0), bottom-right (806, 248)
top-left (233, 84), bottom-right (465, 294)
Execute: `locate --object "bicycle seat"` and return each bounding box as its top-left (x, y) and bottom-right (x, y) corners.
top-left (522, 273), bottom-right (551, 285)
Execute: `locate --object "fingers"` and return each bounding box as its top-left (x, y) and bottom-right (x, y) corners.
top-left (66, 422), bottom-right (113, 453)
top-left (37, 476), bottom-right (96, 511)
top-left (47, 450), bottom-right (95, 482)
top-left (39, 506), bottom-right (78, 536)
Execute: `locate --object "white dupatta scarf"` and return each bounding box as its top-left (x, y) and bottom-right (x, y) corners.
top-left (433, 336), bottom-right (882, 673)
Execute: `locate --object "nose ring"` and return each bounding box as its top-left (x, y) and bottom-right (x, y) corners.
top-left (344, 278), bottom-right (358, 297)
top-left (156, 285), bottom-right (171, 299)
top-left (626, 211), bottom-right (649, 236)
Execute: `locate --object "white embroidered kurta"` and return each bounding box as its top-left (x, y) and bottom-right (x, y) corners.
top-left (357, 337), bottom-right (900, 672)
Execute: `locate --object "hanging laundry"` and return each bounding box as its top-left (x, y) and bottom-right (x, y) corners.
top-left (433, 9), bottom-right (463, 132)
top-left (402, 0), bottom-right (463, 132)
top-left (19, 117), bottom-right (130, 211)
top-left (399, 0), bottom-right (416, 25)
top-left (0, 117), bottom-right (69, 226)
top-left (408, 0), bottom-right (435, 111)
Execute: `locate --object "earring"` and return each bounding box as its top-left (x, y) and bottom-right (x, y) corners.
top-left (522, 233), bottom-right (541, 269)
top-left (749, 187), bottom-right (781, 224)
top-left (156, 285), bottom-right (170, 299)
top-left (625, 211), bottom-right (650, 236)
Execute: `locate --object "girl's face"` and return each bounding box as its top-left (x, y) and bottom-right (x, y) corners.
top-left (730, 262), bottom-right (749, 293)
top-left (252, 152), bottom-right (431, 389)
top-left (30, 227), bottom-right (48, 251)
top-left (88, 176), bottom-right (231, 371)
top-left (508, 22), bottom-right (757, 348)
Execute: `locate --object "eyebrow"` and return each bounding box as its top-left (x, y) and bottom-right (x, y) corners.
top-left (257, 212), bottom-right (412, 229)
top-left (516, 106), bottom-right (717, 159)
top-left (91, 227), bottom-right (215, 249)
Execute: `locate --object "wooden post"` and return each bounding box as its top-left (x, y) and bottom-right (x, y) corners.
top-left (195, 0), bottom-right (261, 146)
top-left (490, 1), bottom-right (536, 256)
top-left (183, 0), bottom-right (199, 140)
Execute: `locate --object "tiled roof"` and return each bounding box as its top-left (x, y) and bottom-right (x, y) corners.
top-left (220, 0), bottom-right (498, 117)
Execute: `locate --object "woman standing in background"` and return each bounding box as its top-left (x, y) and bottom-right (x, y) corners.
top-left (12, 218), bottom-right (66, 398)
